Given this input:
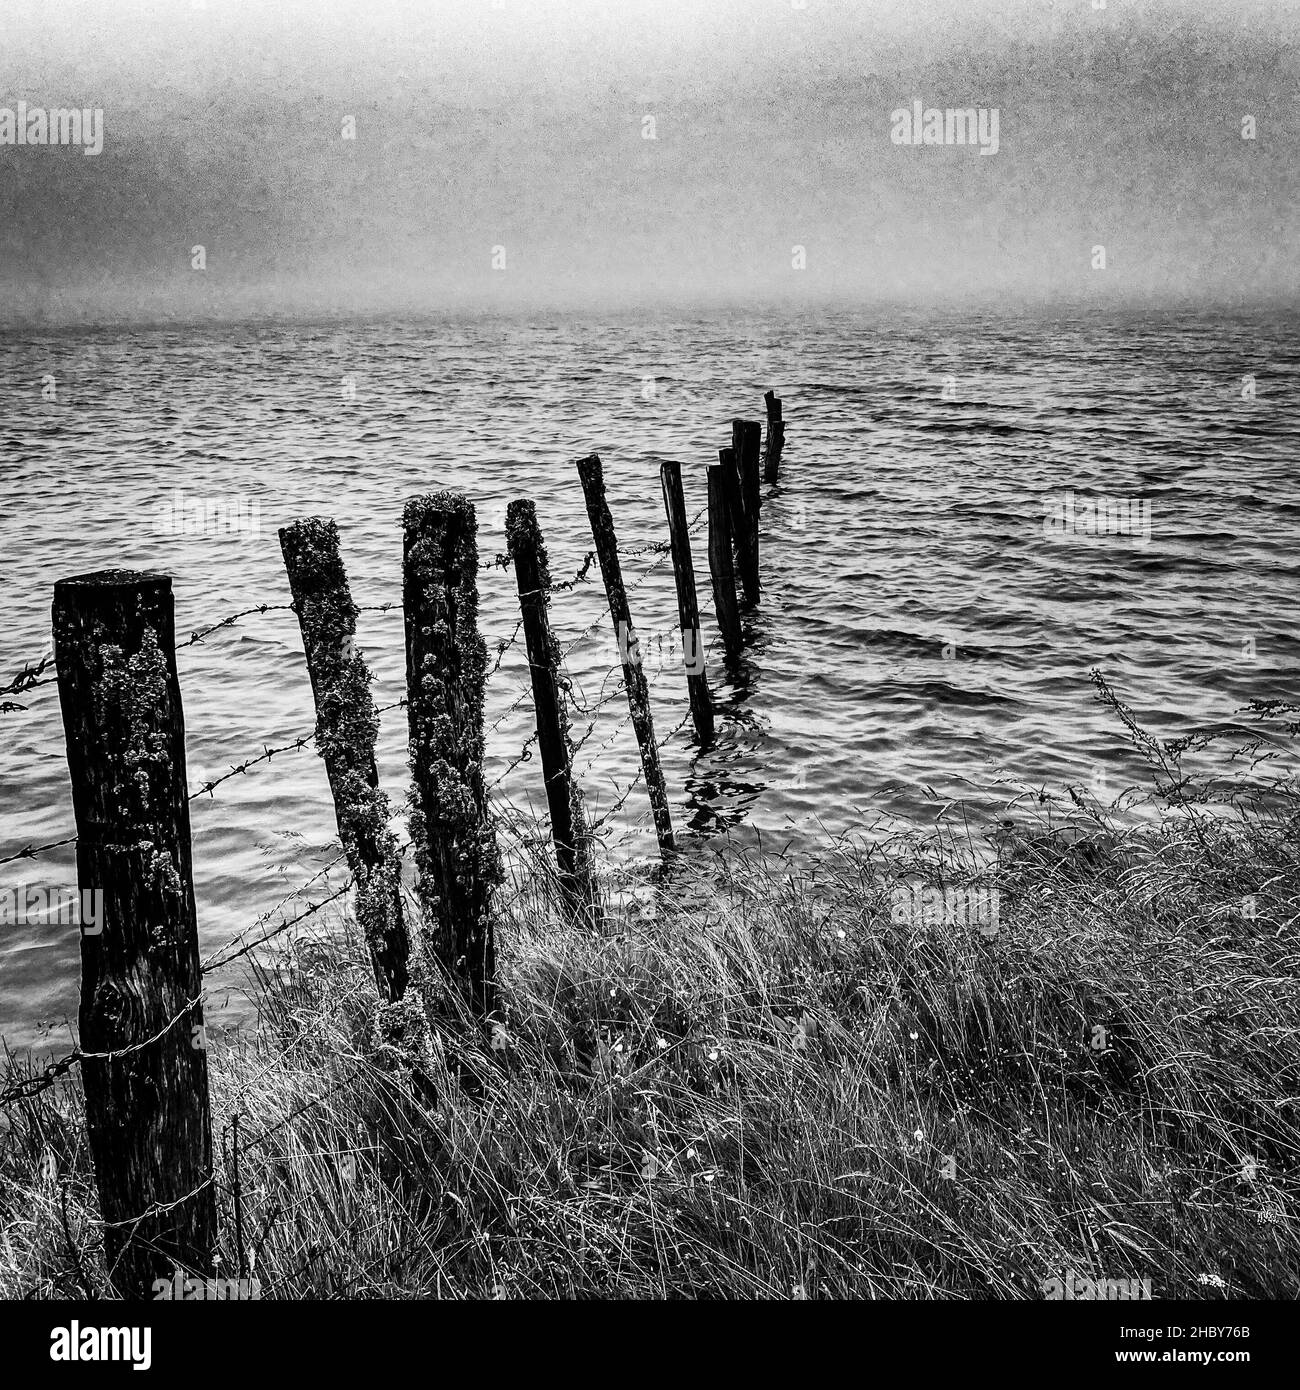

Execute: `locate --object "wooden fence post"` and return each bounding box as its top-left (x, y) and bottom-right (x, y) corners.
top-left (403, 493), bottom-right (501, 1019)
top-left (506, 499), bottom-right (599, 918)
top-left (574, 453), bottom-right (675, 859)
top-left (52, 569), bottom-right (215, 1299)
top-left (706, 462), bottom-right (743, 662)
top-left (718, 446), bottom-right (758, 609)
top-left (763, 391), bottom-right (785, 485)
top-left (733, 419), bottom-right (762, 600)
top-left (659, 461), bottom-right (714, 745)
top-left (279, 518), bottom-right (409, 1004)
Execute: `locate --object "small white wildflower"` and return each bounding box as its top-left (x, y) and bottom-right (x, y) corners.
top-left (657, 1038), bottom-right (668, 1050)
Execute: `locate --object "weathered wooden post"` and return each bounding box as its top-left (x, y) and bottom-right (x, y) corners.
top-left (403, 493), bottom-right (502, 1019)
top-left (659, 461), bottom-right (715, 745)
top-left (763, 390), bottom-right (785, 485)
top-left (506, 499), bottom-right (599, 918)
top-left (52, 570), bottom-right (215, 1299)
top-left (706, 462), bottom-right (743, 662)
top-left (719, 446), bottom-right (758, 609)
top-left (733, 419), bottom-right (763, 600)
top-left (574, 454), bottom-right (675, 859)
top-left (280, 518), bottom-right (409, 1003)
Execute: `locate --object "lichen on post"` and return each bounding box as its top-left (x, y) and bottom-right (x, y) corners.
top-left (279, 517), bottom-right (410, 1005)
top-left (52, 569), bottom-right (216, 1299)
top-left (403, 492), bottom-right (502, 1021)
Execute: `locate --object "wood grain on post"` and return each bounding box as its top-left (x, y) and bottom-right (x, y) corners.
top-left (574, 453), bottom-right (675, 859)
top-left (706, 462), bottom-right (743, 663)
top-left (52, 569), bottom-right (215, 1299)
top-left (403, 493), bottom-right (502, 1019)
top-left (763, 390), bottom-right (785, 485)
top-left (279, 518), bottom-right (409, 1004)
top-left (719, 446), bottom-right (758, 609)
top-left (506, 499), bottom-right (598, 919)
top-left (659, 461), bottom-right (715, 745)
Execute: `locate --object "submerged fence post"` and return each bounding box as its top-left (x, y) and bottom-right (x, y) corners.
top-left (763, 390), bottom-right (785, 485)
top-left (506, 499), bottom-right (598, 918)
top-left (403, 493), bottom-right (501, 1020)
top-left (706, 462), bottom-right (743, 662)
top-left (659, 461), bottom-right (715, 745)
top-left (719, 445), bottom-right (758, 609)
top-left (575, 453), bottom-right (675, 859)
top-left (733, 419), bottom-right (762, 601)
top-left (52, 569), bottom-right (215, 1299)
top-left (280, 518), bottom-right (409, 1004)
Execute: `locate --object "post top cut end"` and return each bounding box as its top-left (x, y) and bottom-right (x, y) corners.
top-left (53, 569), bottom-right (171, 595)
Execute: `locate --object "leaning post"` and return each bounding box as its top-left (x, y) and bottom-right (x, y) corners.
top-left (279, 518), bottom-right (409, 1004)
top-left (659, 461), bottom-right (715, 745)
top-left (574, 453), bottom-right (675, 860)
top-left (506, 499), bottom-right (599, 920)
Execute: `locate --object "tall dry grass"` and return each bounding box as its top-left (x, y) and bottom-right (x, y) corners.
top-left (3, 679), bottom-right (1298, 1298)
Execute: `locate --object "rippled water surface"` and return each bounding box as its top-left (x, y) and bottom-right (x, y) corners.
top-left (2, 306), bottom-right (1297, 1050)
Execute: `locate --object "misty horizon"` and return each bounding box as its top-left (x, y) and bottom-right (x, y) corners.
top-left (1, 0), bottom-right (1296, 324)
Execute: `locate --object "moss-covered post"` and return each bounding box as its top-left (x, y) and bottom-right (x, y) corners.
top-left (763, 390), bottom-right (785, 485)
top-left (403, 493), bottom-right (501, 1020)
top-left (51, 570), bottom-right (215, 1300)
top-left (732, 420), bottom-right (762, 603)
top-left (279, 518), bottom-right (409, 1004)
top-left (706, 462), bottom-right (743, 663)
top-left (506, 499), bottom-right (599, 920)
top-left (574, 454), bottom-right (675, 860)
top-left (659, 461), bottom-right (714, 745)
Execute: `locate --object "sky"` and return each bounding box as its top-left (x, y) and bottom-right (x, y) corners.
top-left (0, 0), bottom-right (1295, 321)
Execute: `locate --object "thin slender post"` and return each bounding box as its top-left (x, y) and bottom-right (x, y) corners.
top-left (403, 493), bottom-right (501, 1018)
top-left (706, 462), bottom-right (743, 662)
top-left (574, 453), bottom-right (675, 859)
top-left (659, 461), bottom-right (714, 745)
top-left (763, 390), bottom-right (785, 485)
top-left (279, 518), bottom-right (409, 1003)
top-left (506, 499), bottom-right (598, 917)
top-left (52, 569), bottom-right (215, 1299)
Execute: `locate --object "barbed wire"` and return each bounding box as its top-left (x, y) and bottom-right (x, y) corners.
top-left (0, 992), bottom-right (202, 1108)
top-left (199, 853), bottom-right (350, 973)
top-left (201, 878), bottom-right (355, 975)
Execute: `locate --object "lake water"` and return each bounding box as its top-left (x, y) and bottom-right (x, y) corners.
top-left (2, 305), bottom-right (1297, 1051)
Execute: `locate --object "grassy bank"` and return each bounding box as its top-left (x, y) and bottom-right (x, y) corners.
top-left (3, 687), bottom-right (1299, 1299)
